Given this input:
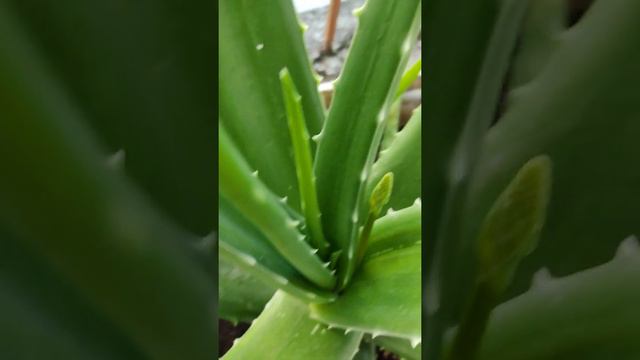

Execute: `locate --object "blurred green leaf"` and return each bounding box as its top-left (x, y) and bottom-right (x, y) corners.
top-left (0, 4), bottom-right (216, 358)
top-left (478, 237), bottom-right (640, 359)
top-left (465, 0), bottom-right (640, 300)
top-left (5, 0), bottom-right (215, 235)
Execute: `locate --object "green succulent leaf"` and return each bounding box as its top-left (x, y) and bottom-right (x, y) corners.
top-left (218, 255), bottom-right (275, 323)
top-left (310, 243), bottom-right (421, 343)
top-left (219, 125), bottom-right (335, 290)
top-left (508, 0), bottom-right (567, 90)
top-left (219, 242), bottom-right (335, 304)
top-left (464, 0), bottom-right (640, 302)
top-left (375, 336), bottom-right (422, 360)
top-left (223, 291), bottom-right (363, 360)
top-left (3, 0), bottom-right (215, 235)
top-left (314, 0), bottom-right (421, 289)
top-left (355, 172), bottom-right (395, 266)
top-left (219, 198), bottom-right (335, 306)
top-left (279, 67), bottom-right (330, 257)
top-left (426, 0), bottom-right (530, 355)
top-left (219, 197), bottom-right (308, 286)
top-left (446, 156), bottom-right (552, 360)
top-left (423, 0), bottom-right (499, 265)
top-left (219, 0), bottom-right (325, 211)
top-left (368, 106), bottom-right (422, 213)
top-left (0, 228), bottom-right (143, 359)
top-left (395, 59), bottom-right (422, 100)
top-left (476, 155), bottom-right (552, 294)
top-left (364, 199), bottom-right (422, 259)
top-left (0, 12), bottom-right (216, 357)
top-left (477, 237), bottom-right (640, 360)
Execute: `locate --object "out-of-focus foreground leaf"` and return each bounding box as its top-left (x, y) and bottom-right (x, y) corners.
top-left (0, 2), bottom-right (216, 359)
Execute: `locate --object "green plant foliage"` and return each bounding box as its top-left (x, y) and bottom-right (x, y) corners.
top-left (426, 0), bottom-right (640, 358)
top-left (478, 237), bottom-right (640, 360)
top-left (314, 0), bottom-right (421, 289)
top-left (219, 0), bottom-right (422, 358)
top-left (311, 243), bottom-right (421, 342)
top-left (0, 1), bottom-right (216, 358)
top-left (222, 291), bottom-right (363, 360)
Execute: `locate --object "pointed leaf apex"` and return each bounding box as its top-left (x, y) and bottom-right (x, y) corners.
top-left (370, 172), bottom-right (394, 217)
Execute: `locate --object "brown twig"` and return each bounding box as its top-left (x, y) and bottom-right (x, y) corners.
top-left (323, 0), bottom-right (341, 54)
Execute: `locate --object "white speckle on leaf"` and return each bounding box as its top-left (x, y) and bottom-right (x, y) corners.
top-left (360, 168), bottom-right (368, 182)
top-left (106, 149), bottom-right (125, 170)
top-left (239, 253), bottom-right (257, 266)
top-left (532, 267), bottom-right (554, 289)
top-left (401, 37), bottom-right (412, 55)
top-left (286, 218), bottom-right (301, 228)
top-left (616, 235), bottom-right (640, 258)
top-left (274, 275), bottom-right (289, 285)
top-left (256, 43), bottom-right (264, 50)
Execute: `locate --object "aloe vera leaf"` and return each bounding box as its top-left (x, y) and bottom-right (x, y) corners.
top-left (464, 0), bottom-right (640, 301)
top-left (446, 156), bottom-right (551, 360)
top-left (368, 106), bottom-right (421, 213)
top-left (395, 59), bottom-right (422, 100)
top-left (223, 291), bottom-right (363, 360)
top-left (355, 173), bottom-right (395, 266)
top-left (0, 18), bottom-right (216, 360)
top-left (374, 336), bottom-right (422, 360)
top-left (364, 199), bottom-right (421, 259)
top-left (279, 68), bottom-right (330, 256)
top-left (220, 196), bottom-right (305, 278)
top-left (219, 0), bottom-right (325, 211)
top-left (423, 0), bottom-right (499, 265)
top-left (220, 197), bottom-right (333, 303)
top-left (219, 125), bottom-right (335, 290)
top-left (0, 281), bottom-right (117, 360)
top-left (5, 0), bottom-right (215, 235)
top-left (475, 155), bottom-right (551, 294)
top-left (221, 196), bottom-right (329, 309)
top-left (0, 229), bottom-right (143, 359)
top-left (314, 0), bottom-right (421, 289)
top-left (476, 237), bottom-right (640, 360)
top-left (426, 0), bottom-right (529, 355)
top-left (310, 243), bottom-right (421, 343)
top-left (218, 255), bottom-right (275, 323)
top-left (508, 0), bottom-right (567, 90)
top-left (220, 242), bottom-right (336, 304)
top-left (379, 98), bottom-right (402, 151)
top-left (380, 59), bottom-right (422, 151)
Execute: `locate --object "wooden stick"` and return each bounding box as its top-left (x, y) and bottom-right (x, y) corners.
top-left (323, 0), bottom-right (341, 54)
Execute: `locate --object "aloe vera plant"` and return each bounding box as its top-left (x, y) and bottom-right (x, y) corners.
top-left (425, 0), bottom-right (640, 358)
top-left (219, 0), bottom-right (422, 358)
